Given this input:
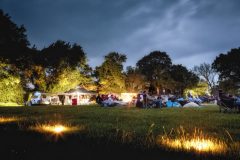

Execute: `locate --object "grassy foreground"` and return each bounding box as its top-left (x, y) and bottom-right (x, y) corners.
top-left (0, 105), bottom-right (240, 160)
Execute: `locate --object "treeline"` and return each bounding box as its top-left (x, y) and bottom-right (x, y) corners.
top-left (0, 10), bottom-right (240, 104)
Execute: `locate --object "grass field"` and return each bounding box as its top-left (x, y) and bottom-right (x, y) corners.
top-left (0, 105), bottom-right (240, 160)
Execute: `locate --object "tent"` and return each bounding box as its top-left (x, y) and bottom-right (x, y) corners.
top-left (183, 102), bottom-right (200, 107)
top-left (64, 87), bottom-right (97, 105)
top-left (166, 100), bottom-right (181, 107)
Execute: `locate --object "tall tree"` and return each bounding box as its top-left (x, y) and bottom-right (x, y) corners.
top-left (170, 64), bottom-right (199, 95)
top-left (95, 52), bottom-right (127, 94)
top-left (47, 67), bottom-right (88, 93)
top-left (125, 66), bottom-right (145, 92)
top-left (27, 40), bottom-right (92, 93)
top-left (41, 40), bottom-right (88, 72)
top-left (0, 10), bottom-right (30, 64)
top-left (136, 51), bottom-right (172, 94)
top-left (193, 63), bottom-right (217, 92)
top-left (212, 47), bottom-right (240, 93)
top-left (0, 10), bottom-right (37, 91)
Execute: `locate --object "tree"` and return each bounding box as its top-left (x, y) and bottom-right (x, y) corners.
top-left (95, 52), bottom-right (127, 94)
top-left (47, 67), bottom-right (88, 93)
top-left (170, 64), bottom-right (199, 95)
top-left (0, 10), bottom-right (30, 64)
top-left (41, 40), bottom-right (88, 72)
top-left (136, 51), bottom-right (172, 94)
top-left (193, 63), bottom-right (217, 92)
top-left (0, 10), bottom-right (39, 92)
top-left (0, 60), bottom-right (24, 104)
top-left (212, 48), bottom-right (240, 93)
top-left (24, 40), bottom-right (92, 93)
top-left (125, 66), bottom-right (145, 92)
top-left (184, 81), bottom-right (209, 98)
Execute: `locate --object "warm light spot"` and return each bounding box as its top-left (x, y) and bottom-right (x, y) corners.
top-left (31, 123), bottom-right (83, 137)
top-left (41, 125), bottom-right (67, 134)
top-left (159, 137), bottom-right (226, 153)
top-left (157, 126), bottom-right (228, 154)
top-left (0, 117), bottom-right (18, 123)
top-left (120, 93), bottom-right (137, 103)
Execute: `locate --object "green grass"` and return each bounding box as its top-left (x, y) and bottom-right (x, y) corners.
top-left (0, 102), bottom-right (23, 107)
top-left (0, 105), bottom-right (239, 139)
top-left (0, 105), bottom-right (240, 159)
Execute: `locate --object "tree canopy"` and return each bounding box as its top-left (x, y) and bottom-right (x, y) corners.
top-left (0, 60), bottom-right (24, 104)
top-left (95, 52), bottom-right (126, 94)
top-left (170, 64), bottom-right (199, 94)
top-left (212, 48), bottom-right (240, 93)
top-left (136, 51), bottom-right (172, 93)
top-left (0, 9), bottom-right (30, 64)
top-left (32, 40), bottom-right (92, 93)
top-left (193, 63), bottom-right (217, 92)
top-left (125, 66), bottom-right (146, 93)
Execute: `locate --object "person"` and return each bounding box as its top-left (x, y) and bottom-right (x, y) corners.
top-left (143, 91), bottom-right (147, 108)
top-left (236, 96), bottom-right (240, 109)
top-left (154, 96), bottom-right (162, 108)
top-left (136, 92), bottom-right (143, 108)
top-left (96, 94), bottom-right (102, 105)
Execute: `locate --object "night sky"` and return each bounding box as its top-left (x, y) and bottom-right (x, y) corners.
top-left (1, 0), bottom-right (240, 68)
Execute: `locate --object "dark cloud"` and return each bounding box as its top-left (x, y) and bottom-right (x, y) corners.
top-left (1, 0), bottom-right (240, 68)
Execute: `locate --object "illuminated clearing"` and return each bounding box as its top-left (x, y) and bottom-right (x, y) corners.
top-left (160, 137), bottom-right (226, 153)
top-left (0, 117), bottom-right (18, 123)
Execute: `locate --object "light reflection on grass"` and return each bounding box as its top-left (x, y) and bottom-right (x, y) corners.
top-left (0, 117), bottom-right (19, 123)
top-left (157, 126), bottom-right (228, 154)
top-left (30, 123), bottom-right (85, 140)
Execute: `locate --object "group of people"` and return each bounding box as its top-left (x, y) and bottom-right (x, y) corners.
top-left (95, 91), bottom-right (223, 108)
top-left (96, 94), bottom-right (127, 107)
top-left (135, 91), bottom-right (162, 108)
top-left (218, 90), bottom-right (240, 109)
top-left (135, 91), bottom-right (214, 108)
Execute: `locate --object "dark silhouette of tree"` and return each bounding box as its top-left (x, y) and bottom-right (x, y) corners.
top-left (0, 10), bottom-right (36, 92)
top-left (193, 63), bottom-right (217, 92)
top-left (41, 40), bottom-right (87, 71)
top-left (125, 66), bottom-right (145, 92)
top-left (0, 9), bottom-right (30, 63)
top-left (136, 51), bottom-right (172, 94)
top-left (33, 40), bottom-right (92, 92)
top-left (212, 47), bottom-right (240, 93)
top-left (20, 40), bottom-right (92, 93)
top-left (95, 52), bottom-right (126, 93)
top-left (171, 64), bottom-right (199, 95)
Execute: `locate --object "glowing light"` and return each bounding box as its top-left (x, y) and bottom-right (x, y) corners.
top-left (41, 125), bottom-right (67, 134)
top-left (120, 93), bottom-right (137, 103)
top-left (157, 127), bottom-right (227, 154)
top-left (0, 117), bottom-right (18, 123)
top-left (31, 123), bottom-right (83, 137)
top-left (160, 137), bottom-right (226, 153)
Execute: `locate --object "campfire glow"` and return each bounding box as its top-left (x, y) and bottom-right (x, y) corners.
top-left (0, 117), bottom-right (18, 123)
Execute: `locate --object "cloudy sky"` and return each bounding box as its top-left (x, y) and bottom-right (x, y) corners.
top-left (1, 0), bottom-right (240, 69)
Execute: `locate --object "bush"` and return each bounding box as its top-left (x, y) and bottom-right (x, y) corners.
top-left (0, 63), bottom-right (24, 105)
